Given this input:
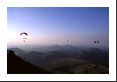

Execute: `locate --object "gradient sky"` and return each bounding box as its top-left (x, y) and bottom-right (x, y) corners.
top-left (7, 7), bottom-right (109, 47)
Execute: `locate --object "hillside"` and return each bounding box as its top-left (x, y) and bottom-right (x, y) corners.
top-left (7, 50), bottom-right (51, 74)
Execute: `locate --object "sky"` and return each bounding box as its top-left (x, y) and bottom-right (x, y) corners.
top-left (7, 7), bottom-right (109, 48)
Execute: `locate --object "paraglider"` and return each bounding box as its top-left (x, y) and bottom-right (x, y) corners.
top-left (67, 40), bottom-right (69, 45)
top-left (20, 32), bottom-right (28, 42)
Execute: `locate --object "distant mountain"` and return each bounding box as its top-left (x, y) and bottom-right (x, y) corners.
top-left (46, 45), bottom-right (78, 51)
top-left (7, 50), bottom-right (51, 74)
top-left (26, 51), bottom-right (46, 57)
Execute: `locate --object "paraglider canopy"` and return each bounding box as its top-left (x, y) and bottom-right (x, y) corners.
top-left (20, 32), bottom-right (28, 36)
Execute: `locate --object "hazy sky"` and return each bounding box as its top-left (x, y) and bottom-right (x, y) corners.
top-left (7, 7), bottom-right (109, 47)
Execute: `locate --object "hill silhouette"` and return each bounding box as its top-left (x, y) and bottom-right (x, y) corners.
top-left (7, 50), bottom-right (51, 74)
